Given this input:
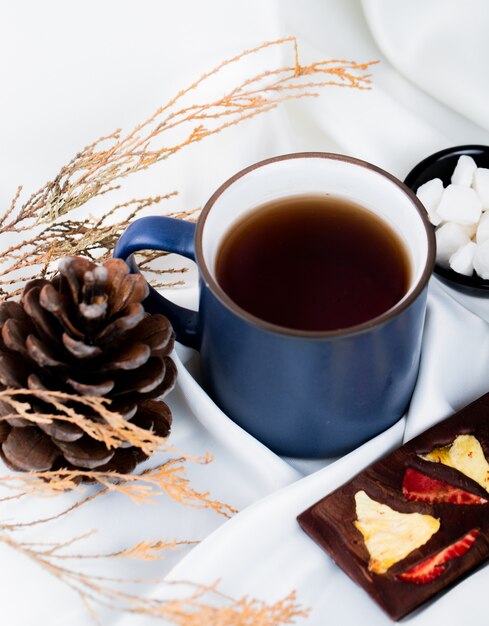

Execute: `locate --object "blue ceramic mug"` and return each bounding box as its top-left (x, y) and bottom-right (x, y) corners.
top-left (114, 153), bottom-right (435, 458)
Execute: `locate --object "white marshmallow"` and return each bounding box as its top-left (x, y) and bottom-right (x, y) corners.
top-left (416, 178), bottom-right (443, 225)
top-left (451, 154), bottom-right (477, 186)
top-left (436, 184), bottom-right (482, 225)
top-left (473, 167), bottom-right (489, 209)
top-left (476, 211), bottom-right (489, 244)
top-left (449, 241), bottom-right (476, 276)
top-left (473, 239), bottom-right (489, 279)
top-left (435, 222), bottom-right (471, 267)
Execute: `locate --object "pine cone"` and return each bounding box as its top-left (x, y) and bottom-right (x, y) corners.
top-left (0, 257), bottom-right (176, 475)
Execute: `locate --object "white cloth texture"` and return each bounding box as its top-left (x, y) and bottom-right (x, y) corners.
top-left (1, 1), bottom-right (489, 624)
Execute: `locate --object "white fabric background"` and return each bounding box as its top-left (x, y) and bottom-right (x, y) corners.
top-left (1, 1), bottom-right (489, 624)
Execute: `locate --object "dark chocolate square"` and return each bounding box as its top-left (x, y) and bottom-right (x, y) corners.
top-left (297, 393), bottom-right (489, 621)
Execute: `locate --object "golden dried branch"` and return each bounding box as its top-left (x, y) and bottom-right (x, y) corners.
top-left (0, 459), bottom-right (237, 517)
top-left (0, 388), bottom-right (168, 456)
top-left (47, 539), bottom-right (200, 561)
top-left (0, 487), bottom-right (107, 529)
top-left (118, 588), bottom-right (308, 626)
top-left (0, 36), bottom-right (376, 300)
top-left (0, 492), bottom-right (305, 626)
top-left (112, 539), bottom-right (199, 561)
top-left (0, 194), bottom-right (189, 300)
top-left (0, 523), bottom-right (306, 625)
top-left (0, 392), bottom-right (234, 517)
top-left (15, 532), bottom-right (198, 562)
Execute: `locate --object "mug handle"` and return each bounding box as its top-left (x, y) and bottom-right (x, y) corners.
top-left (114, 216), bottom-right (200, 349)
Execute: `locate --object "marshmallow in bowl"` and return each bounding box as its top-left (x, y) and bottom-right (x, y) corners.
top-left (451, 154), bottom-right (477, 186)
top-left (435, 222), bottom-right (471, 265)
top-left (476, 211), bottom-right (489, 244)
top-left (436, 184), bottom-right (482, 225)
top-left (449, 241), bottom-right (477, 276)
top-left (415, 178), bottom-right (443, 225)
top-left (473, 168), bottom-right (489, 209)
top-left (416, 155), bottom-right (489, 278)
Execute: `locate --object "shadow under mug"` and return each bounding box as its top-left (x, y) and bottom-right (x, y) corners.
top-left (114, 152), bottom-right (435, 458)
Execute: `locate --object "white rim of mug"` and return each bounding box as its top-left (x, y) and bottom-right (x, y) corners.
top-left (196, 152), bottom-right (436, 338)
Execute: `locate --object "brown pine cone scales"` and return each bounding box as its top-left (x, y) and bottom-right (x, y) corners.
top-left (0, 257), bottom-right (176, 475)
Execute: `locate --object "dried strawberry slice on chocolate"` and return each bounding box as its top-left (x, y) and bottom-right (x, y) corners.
top-left (402, 467), bottom-right (488, 505)
top-left (398, 529), bottom-right (479, 584)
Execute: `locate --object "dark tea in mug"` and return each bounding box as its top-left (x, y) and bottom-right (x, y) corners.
top-left (215, 195), bottom-right (410, 331)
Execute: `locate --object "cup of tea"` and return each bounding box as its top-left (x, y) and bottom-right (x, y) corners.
top-left (114, 153), bottom-right (435, 458)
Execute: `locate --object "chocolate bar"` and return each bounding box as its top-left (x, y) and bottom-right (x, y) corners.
top-left (297, 393), bottom-right (489, 621)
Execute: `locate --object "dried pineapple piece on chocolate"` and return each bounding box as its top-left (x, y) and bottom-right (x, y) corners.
top-left (354, 491), bottom-right (440, 575)
top-left (421, 434), bottom-right (489, 492)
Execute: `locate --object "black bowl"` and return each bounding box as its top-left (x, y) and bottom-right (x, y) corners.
top-left (404, 144), bottom-right (489, 297)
